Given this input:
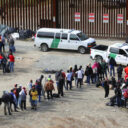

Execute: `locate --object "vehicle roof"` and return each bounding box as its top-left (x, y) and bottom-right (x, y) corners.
top-left (110, 43), bottom-right (128, 50)
top-left (37, 28), bottom-right (81, 34)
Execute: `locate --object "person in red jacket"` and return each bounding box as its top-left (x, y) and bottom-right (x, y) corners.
top-left (125, 64), bottom-right (128, 75)
top-left (8, 52), bottom-right (15, 72)
top-left (124, 64), bottom-right (128, 82)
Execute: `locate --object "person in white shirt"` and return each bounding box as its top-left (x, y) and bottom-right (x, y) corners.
top-left (76, 67), bottom-right (83, 88)
top-left (66, 70), bottom-right (72, 90)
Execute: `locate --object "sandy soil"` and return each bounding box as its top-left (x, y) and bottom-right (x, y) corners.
top-left (0, 39), bottom-right (128, 128)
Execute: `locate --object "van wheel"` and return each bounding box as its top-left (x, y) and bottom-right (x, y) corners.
top-left (41, 44), bottom-right (48, 52)
top-left (78, 47), bottom-right (86, 54)
top-left (95, 56), bottom-right (103, 63)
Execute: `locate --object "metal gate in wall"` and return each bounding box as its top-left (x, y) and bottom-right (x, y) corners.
top-left (57, 0), bottom-right (127, 38)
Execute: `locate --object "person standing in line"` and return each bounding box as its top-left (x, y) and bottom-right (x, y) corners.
top-left (117, 64), bottom-right (123, 81)
top-left (85, 65), bottom-right (90, 85)
top-left (73, 65), bottom-right (78, 87)
top-left (30, 85), bottom-right (38, 110)
top-left (124, 64), bottom-right (128, 82)
top-left (0, 53), bottom-right (3, 68)
top-left (1, 35), bottom-right (5, 52)
top-left (103, 78), bottom-right (109, 99)
top-left (58, 72), bottom-right (65, 96)
top-left (44, 78), bottom-right (55, 99)
top-left (101, 60), bottom-right (107, 79)
top-left (66, 70), bottom-right (72, 90)
top-left (36, 81), bottom-right (42, 102)
top-left (19, 87), bottom-right (27, 110)
top-left (8, 52), bottom-right (15, 72)
top-left (0, 36), bottom-right (3, 53)
top-left (92, 61), bottom-right (98, 83)
top-left (76, 67), bottom-right (83, 88)
top-left (109, 57), bottom-right (116, 77)
top-left (115, 85), bottom-right (122, 107)
top-left (62, 71), bottom-right (66, 90)
top-left (28, 80), bottom-right (33, 91)
top-left (69, 67), bottom-right (73, 89)
top-left (1, 54), bottom-right (7, 73)
top-left (88, 64), bottom-right (93, 84)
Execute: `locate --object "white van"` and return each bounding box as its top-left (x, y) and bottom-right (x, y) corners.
top-left (34, 28), bottom-right (96, 54)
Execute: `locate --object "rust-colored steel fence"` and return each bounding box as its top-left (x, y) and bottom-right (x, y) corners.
top-left (57, 0), bottom-right (127, 38)
top-left (0, 0), bottom-right (127, 39)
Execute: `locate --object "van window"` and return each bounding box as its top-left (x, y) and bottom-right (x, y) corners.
top-left (55, 33), bottom-right (61, 39)
top-left (119, 49), bottom-right (127, 56)
top-left (70, 34), bottom-right (79, 41)
top-left (62, 33), bottom-right (68, 40)
top-left (37, 32), bottom-right (54, 38)
top-left (110, 47), bottom-right (119, 54)
top-left (77, 32), bottom-right (88, 41)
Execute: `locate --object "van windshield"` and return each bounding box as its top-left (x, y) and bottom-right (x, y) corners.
top-left (77, 32), bottom-right (88, 41)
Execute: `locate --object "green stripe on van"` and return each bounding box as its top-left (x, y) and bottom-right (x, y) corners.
top-left (51, 39), bottom-right (60, 48)
top-left (109, 53), bottom-right (117, 59)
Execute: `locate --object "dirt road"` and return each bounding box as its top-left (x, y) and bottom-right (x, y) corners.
top-left (0, 39), bottom-right (128, 128)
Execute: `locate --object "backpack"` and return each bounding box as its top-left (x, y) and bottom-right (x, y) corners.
top-left (124, 90), bottom-right (128, 99)
top-left (52, 93), bottom-right (60, 98)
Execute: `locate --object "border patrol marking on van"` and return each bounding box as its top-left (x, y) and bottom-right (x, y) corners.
top-left (51, 39), bottom-right (60, 48)
top-left (109, 53), bottom-right (117, 59)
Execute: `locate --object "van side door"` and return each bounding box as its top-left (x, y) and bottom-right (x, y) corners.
top-left (51, 33), bottom-right (61, 49)
top-left (58, 33), bottom-right (69, 49)
top-left (69, 34), bottom-right (80, 50)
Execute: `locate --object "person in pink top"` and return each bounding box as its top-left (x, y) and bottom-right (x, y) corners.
top-left (8, 52), bottom-right (15, 72)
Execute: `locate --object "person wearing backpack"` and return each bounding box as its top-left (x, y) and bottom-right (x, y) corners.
top-left (44, 78), bottom-right (55, 99)
top-left (117, 64), bottom-right (123, 81)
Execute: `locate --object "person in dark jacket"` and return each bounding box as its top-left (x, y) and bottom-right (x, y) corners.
top-left (1, 54), bottom-right (7, 73)
top-left (58, 72), bottom-right (64, 96)
top-left (73, 65), bottom-right (78, 86)
top-left (36, 81), bottom-right (42, 102)
top-left (117, 64), bottom-right (123, 81)
top-left (115, 85), bottom-right (122, 107)
top-left (103, 78), bottom-right (109, 98)
top-left (85, 64), bottom-right (93, 85)
top-left (109, 57), bottom-right (116, 77)
top-left (101, 60), bottom-right (107, 79)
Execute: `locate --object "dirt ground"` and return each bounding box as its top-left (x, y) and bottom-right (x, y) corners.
top-left (0, 39), bottom-right (128, 128)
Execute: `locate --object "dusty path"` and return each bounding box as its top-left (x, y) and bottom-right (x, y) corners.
top-left (0, 39), bottom-right (128, 128)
